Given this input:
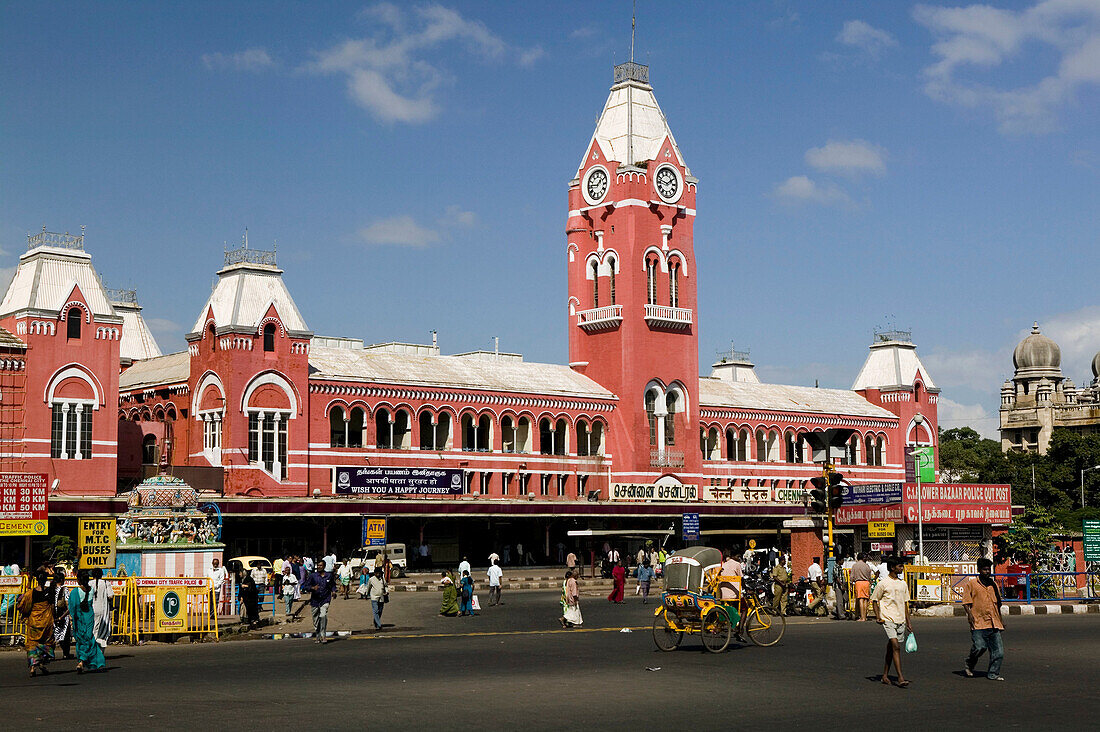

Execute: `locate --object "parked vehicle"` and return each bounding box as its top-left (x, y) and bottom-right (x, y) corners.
top-left (347, 543), bottom-right (407, 577)
top-left (226, 556), bottom-right (272, 581)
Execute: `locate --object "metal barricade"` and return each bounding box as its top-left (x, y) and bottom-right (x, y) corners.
top-left (134, 577), bottom-right (219, 640)
top-left (904, 565), bottom-right (953, 604)
top-left (0, 574), bottom-right (27, 641)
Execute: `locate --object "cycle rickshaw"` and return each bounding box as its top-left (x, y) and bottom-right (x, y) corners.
top-left (652, 546), bottom-right (785, 653)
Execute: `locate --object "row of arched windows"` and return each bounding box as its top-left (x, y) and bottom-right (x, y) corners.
top-left (700, 426), bottom-right (888, 466)
top-left (327, 405), bottom-right (605, 456)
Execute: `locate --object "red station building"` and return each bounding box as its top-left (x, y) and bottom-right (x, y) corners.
top-left (1, 62), bottom-right (1006, 571)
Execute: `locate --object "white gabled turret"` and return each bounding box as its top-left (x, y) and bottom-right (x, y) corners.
top-left (852, 330), bottom-right (937, 392)
top-left (109, 288), bottom-right (162, 364)
top-left (186, 238), bottom-right (311, 340)
top-left (581, 62), bottom-right (690, 173)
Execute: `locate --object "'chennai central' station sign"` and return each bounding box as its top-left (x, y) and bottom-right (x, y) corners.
top-left (611, 483), bottom-right (699, 502)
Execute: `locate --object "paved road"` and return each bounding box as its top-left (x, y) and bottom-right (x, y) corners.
top-left (1, 591), bottom-right (1097, 730)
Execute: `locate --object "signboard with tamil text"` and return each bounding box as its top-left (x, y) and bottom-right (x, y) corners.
top-left (611, 483), bottom-right (698, 502)
top-left (836, 483), bottom-right (1010, 526)
top-left (682, 513), bottom-right (700, 542)
top-left (0, 473), bottom-right (49, 536)
top-left (335, 467), bottom-right (464, 496)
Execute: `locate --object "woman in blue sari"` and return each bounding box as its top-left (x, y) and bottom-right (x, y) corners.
top-left (69, 569), bottom-right (105, 673)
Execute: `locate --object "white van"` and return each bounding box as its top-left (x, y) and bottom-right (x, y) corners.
top-left (348, 543), bottom-right (407, 577)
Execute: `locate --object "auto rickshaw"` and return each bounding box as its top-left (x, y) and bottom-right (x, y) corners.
top-left (651, 546), bottom-right (740, 653)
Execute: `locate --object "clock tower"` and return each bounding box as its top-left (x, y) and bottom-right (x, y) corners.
top-left (567, 62), bottom-right (701, 493)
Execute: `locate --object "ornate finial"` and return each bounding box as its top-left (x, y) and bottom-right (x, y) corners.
top-left (1032, 321), bottom-right (1040, 334)
top-left (243, 228), bottom-right (249, 249)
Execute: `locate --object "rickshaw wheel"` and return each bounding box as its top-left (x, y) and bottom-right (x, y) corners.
top-left (652, 611), bottom-right (683, 652)
top-left (700, 607), bottom-right (731, 653)
top-left (746, 605), bottom-right (785, 647)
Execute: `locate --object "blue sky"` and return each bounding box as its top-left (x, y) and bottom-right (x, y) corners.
top-left (3, 1), bottom-right (1100, 437)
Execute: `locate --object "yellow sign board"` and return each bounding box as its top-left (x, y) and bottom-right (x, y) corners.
top-left (915, 578), bottom-right (942, 602)
top-left (0, 519), bottom-right (48, 536)
top-left (363, 516), bottom-right (387, 547)
top-left (78, 517), bottom-right (117, 570)
top-left (867, 521), bottom-right (895, 538)
top-left (155, 587), bottom-right (187, 632)
top-left (748, 539), bottom-right (757, 550)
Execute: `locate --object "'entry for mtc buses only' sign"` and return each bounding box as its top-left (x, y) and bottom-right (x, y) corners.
top-left (78, 517), bottom-right (117, 570)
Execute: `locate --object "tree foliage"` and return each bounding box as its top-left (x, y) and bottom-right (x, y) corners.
top-left (939, 426), bottom-right (1100, 542)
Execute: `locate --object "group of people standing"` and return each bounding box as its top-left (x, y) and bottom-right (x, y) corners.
top-left (16, 564), bottom-right (113, 677)
top-left (439, 555), bottom-right (505, 617)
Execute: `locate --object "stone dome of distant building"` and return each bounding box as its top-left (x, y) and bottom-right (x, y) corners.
top-left (1013, 322), bottom-right (1061, 371)
top-left (1092, 350), bottom-right (1100, 379)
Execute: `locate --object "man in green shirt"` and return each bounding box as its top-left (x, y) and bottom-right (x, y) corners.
top-left (770, 561), bottom-right (790, 615)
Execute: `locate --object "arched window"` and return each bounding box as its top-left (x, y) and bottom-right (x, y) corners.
top-left (646, 256), bottom-right (658, 305)
top-left (703, 427), bottom-right (719, 460)
top-left (590, 421), bottom-right (604, 456)
top-left (669, 260), bottom-right (680, 308)
top-left (142, 434), bottom-right (157, 464)
top-left (607, 256), bottom-right (616, 305)
top-left (577, 420), bottom-right (590, 457)
top-left (502, 416), bottom-right (516, 453)
top-left (263, 323), bottom-right (276, 352)
top-left (591, 260), bottom-right (599, 307)
top-left (539, 418), bottom-right (553, 455)
top-left (348, 407), bottom-right (365, 448)
top-left (767, 430), bottom-right (780, 462)
top-left (645, 390), bottom-right (658, 445)
top-left (329, 406), bottom-right (347, 448)
top-left (67, 308), bottom-right (82, 340)
top-left (417, 411), bottom-right (449, 451)
top-left (755, 429), bottom-right (766, 462)
top-left (208, 323), bottom-right (216, 352)
top-left (554, 419), bottom-right (567, 455)
top-left (375, 409), bottom-right (392, 449)
top-left (393, 409), bottom-right (410, 449)
top-left (785, 431), bottom-right (803, 463)
top-left (516, 417), bottom-right (531, 453)
top-left (664, 392), bottom-right (678, 445)
top-left (503, 417), bottom-right (531, 453)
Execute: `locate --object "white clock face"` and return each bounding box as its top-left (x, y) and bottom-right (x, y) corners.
top-left (654, 165), bottom-right (681, 202)
top-left (583, 166), bottom-right (609, 205)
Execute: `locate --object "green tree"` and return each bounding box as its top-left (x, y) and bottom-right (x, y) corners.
top-left (992, 505), bottom-right (1060, 564)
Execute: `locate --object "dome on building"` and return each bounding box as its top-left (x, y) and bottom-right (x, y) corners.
top-left (1092, 351), bottom-right (1100, 379)
top-left (1013, 322), bottom-right (1061, 371)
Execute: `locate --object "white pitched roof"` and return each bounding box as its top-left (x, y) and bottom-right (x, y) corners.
top-left (114, 302), bottom-right (163, 362)
top-left (308, 347), bottom-right (615, 400)
top-left (699, 378), bottom-right (896, 420)
top-left (189, 262), bottom-right (310, 337)
top-left (851, 341), bottom-right (938, 391)
top-left (0, 245), bottom-right (119, 321)
top-left (583, 76), bottom-right (685, 171)
top-left (119, 351), bottom-right (190, 391)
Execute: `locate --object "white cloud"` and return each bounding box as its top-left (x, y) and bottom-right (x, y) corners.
top-left (570, 27), bottom-right (597, 39)
top-left (356, 216), bottom-right (441, 248)
top-left (1037, 306), bottom-right (1100, 382)
top-left (837, 20), bottom-right (898, 56)
top-left (772, 175), bottom-right (851, 205)
top-left (201, 48), bottom-right (276, 72)
top-left (440, 204), bottom-right (476, 228)
top-left (305, 3), bottom-right (535, 123)
top-left (355, 204), bottom-right (476, 248)
top-left (914, 1), bottom-right (1100, 134)
top-left (938, 398), bottom-right (999, 438)
top-left (805, 139), bottom-right (887, 177)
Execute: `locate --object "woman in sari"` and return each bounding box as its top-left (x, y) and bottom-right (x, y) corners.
top-left (17, 568), bottom-right (55, 676)
top-left (559, 571), bottom-right (582, 628)
top-left (439, 572), bottom-right (459, 617)
top-left (608, 560), bottom-right (626, 603)
top-left (52, 566), bottom-right (72, 659)
top-left (69, 569), bottom-right (105, 673)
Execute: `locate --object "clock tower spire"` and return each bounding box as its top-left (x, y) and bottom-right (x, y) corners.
top-left (567, 62), bottom-right (701, 493)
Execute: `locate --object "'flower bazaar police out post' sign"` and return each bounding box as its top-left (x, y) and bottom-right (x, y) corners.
top-left (335, 467), bottom-right (464, 496)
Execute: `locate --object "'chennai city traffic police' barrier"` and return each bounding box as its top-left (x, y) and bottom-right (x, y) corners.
top-left (0, 575), bottom-right (210, 644)
top-left (134, 577), bottom-right (219, 640)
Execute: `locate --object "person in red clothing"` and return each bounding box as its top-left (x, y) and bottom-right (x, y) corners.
top-left (608, 559), bottom-right (626, 603)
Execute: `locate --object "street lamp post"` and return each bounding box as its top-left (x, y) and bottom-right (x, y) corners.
top-left (912, 414), bottom-right (926, 563)
top-left (1080, 465), bottom-right (1100, 508)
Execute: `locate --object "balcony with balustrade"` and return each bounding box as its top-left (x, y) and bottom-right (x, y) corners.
top-left (644, 304), bottom-right (693, 329)
top-left (576, 305), bottom-right (623, 332)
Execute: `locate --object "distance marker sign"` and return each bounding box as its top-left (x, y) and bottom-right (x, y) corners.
top-left (78, 517), bottom-right (117, 570)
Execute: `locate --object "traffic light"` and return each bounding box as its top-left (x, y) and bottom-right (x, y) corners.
top-left (828, 469), bottom-right (845, 509)
top-left (809, 475), bottom-right (828, 513)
